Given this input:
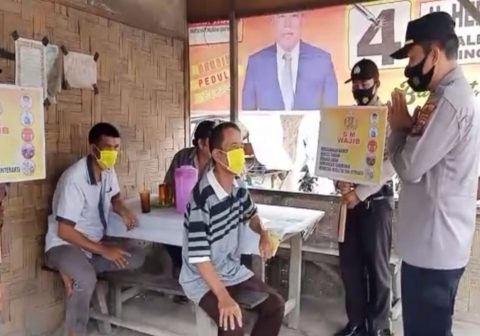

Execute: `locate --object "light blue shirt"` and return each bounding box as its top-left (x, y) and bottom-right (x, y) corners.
top-left (389, 66), bottom-right (480, 270)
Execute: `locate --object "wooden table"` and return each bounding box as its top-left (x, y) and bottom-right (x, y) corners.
top-left (94, 198), bottom-right (324, 334)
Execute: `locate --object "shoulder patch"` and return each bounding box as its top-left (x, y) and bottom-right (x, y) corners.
top-left (410, 102), bottom-right (436, 137)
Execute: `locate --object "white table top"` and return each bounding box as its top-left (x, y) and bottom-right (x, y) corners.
top-left (107, 197), bottom-right (325, 255)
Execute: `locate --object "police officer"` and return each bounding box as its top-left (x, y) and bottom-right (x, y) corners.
top-left (335, 59), bottom-right (395, 336)
top-left (388, 12), bottom-right (480, 336)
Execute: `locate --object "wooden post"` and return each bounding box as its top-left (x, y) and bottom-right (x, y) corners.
top-left (229, 0), bottom-right (238, 122)
top-left (287, 234), bottom-right (302, 329)
top-left (338, 203), bottom-right (347, 243)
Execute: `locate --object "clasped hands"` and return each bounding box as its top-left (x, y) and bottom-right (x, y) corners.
top-left (387, 89), bottom-right (421, 132)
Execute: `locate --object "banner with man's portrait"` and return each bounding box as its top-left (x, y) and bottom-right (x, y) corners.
top-left (189, 0), bottom-right (480, 114)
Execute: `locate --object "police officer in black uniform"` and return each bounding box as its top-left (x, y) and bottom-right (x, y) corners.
top-left (334, 59), bottom-right (395, 336)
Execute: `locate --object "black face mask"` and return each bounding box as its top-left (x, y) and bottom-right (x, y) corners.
top-left (404, 55), bottom-right (435, 92)
top-left (353, 86), bottom-right (376, 106)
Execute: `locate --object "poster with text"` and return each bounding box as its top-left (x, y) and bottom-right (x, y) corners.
top-left (189, 0), bottom-right (480, 115)
top-left (0, 85), bottom-right (45, 183)
top-left (315, 106), bottom-right (388, 185)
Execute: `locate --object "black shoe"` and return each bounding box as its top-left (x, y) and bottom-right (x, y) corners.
top-left (334, 323), bottom-right (367, 336)
top-left (369, 330), bottom-right (394, 336)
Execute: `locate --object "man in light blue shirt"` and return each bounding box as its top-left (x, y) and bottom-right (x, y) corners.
top-left (388, 12), bottom-right (480, 336)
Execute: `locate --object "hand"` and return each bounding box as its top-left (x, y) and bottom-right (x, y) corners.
top-left (101, 245), bottom-right (131, 269)
top-left (218, 294), bottom-right (242, 331)
top-left (259, 231), bottom-right (276, 260)
top-left (387, 89), bottom-right (414, 132)
top-left (121, 208), bottom-right (138, 231)
top-left (60, 272), bottom-right (73, 297)
top-left (342, 190), bottom-right (360, 209)
top-left (337, 181), bottom-right (352, 195)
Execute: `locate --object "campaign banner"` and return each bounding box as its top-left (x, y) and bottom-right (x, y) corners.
top-left (315, 106), bottom-right (388, 185)
top-left (0, 85), bottom-right (45, 183)
top-left (189, 0), bottom-right (480, 113)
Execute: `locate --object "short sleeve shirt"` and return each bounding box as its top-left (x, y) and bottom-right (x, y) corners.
top-left (45, 155), bottom-right (120, 257)
top-left (179, 169), bottom-right (257, 303)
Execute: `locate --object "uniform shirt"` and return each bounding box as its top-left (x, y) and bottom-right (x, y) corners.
top-left (389, 66), bottom-right (480, 270)
top-left (355, 97), bottom-right (396, 201)
top-left (179, 169), bottom-right (256, 304)
top-left (45, 155), bottom-right (120, 257)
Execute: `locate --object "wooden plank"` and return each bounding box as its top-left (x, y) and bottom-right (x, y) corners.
top-left (90, 311), bottom-right (183, 336)
top-left (94, 281), bottom-right (112, 334)
top-left (287, 235), bottom-right (302, 329)
top-left (284, 298), bottom-right (296, 316)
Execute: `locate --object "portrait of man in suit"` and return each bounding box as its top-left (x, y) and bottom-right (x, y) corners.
top-left (242, 11), bottom-right (339, 111)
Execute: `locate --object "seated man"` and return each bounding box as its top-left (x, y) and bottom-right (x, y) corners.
top-left (180, 122), bottom-right (285, 336)
top-left (44, 123), bottom-right (145, 336)
top-left (163, 119), bottom-right (217, 282)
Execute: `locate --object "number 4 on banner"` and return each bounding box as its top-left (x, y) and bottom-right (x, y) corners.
top-left (358, 9), bottom-right (401, 66)
top-left (348, 1), bottom-right (411, 70)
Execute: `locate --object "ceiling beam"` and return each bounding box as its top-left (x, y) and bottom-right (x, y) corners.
top-left (187, 0), bottom-right (377, 23)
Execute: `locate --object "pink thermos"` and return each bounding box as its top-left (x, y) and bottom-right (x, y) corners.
top-left (174, 165), bottom-right (198, 214)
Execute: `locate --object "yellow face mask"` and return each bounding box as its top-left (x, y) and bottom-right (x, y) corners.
top-left (96, 148), bottom-right (118, 170)
top-left (223, 148), bottom-right (246, 175)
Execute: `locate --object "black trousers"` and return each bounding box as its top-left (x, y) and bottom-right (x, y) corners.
top-left (402, 262), bottom-right (465, 336)
top-left (339, 199), bottom-right (393, 331)
top-left (165, 244), bottom-right (183, 278)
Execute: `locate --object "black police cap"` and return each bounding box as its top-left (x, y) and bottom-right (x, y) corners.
top-left (390, 11), bottom-right (456, 60)
top-left (345, 59), bottom-right (379, 84)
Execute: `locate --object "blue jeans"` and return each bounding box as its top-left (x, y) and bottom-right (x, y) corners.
top-left (401, 262), bottom-right (464, 336)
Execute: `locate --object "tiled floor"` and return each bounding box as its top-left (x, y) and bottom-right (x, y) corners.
top-left (82, 293), bottom-right (480, 336)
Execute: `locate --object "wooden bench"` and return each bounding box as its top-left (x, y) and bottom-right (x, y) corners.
top-left (93, 271), bottom-right (270, 336)
top-left (42, 266), bottom-right (115, 334)
top-left (276, 245), bottom-right (402, 324)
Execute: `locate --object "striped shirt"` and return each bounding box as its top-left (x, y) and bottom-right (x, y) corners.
top-left (179, 169), bottom-right (257, 303)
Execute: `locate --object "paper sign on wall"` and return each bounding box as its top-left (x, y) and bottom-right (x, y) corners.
top-left (0, 85), bottom-right (45, 183)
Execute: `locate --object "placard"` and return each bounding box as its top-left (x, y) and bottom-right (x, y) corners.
top-left (15, 38), bottom-right (47, 99)
top-left (315, 106), bottom-right (388, 185)
top-left (0, 85), bottom-right (45, 183)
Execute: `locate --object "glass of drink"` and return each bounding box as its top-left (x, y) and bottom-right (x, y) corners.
top-left (139, 190), bottom-right (151, 213)
top-left (159, 184), bottom-right (167, 206)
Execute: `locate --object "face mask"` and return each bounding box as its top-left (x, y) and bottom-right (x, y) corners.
top-left (404, 54), bottom-right (435, 92)
top-left (220, 148), bottom-right (246, 175)
top-left (353, 86), bottom-right (376, 106)
top-left (95, 147), bottom-right (118, 170)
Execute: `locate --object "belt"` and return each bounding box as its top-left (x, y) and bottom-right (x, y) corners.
top-left (362, 195), bottom-right (393, 209)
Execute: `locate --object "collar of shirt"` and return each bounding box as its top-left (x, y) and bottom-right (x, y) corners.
top-left (434, 66), bottom-right (464, 97)
top-left (206, 169), bottom-right (239, 200)
top-left (276, 42), bottom-right (300, 93)
top-left (86, 155), bottom-right (113, 189)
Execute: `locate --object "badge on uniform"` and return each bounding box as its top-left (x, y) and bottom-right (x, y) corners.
top-left (410, 102), bottom-right (436, 137)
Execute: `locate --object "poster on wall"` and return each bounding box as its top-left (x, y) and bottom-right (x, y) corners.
top-left (15, 38), bottom-right (48, 99)
top-left (315, 106), bottom-right (388, 185)
top-left (189, 0), bottom-right (480, 114)
top-left (0, 85), bottom-right (45, 183)
top-left (45, 44), bottom-right (62, 104)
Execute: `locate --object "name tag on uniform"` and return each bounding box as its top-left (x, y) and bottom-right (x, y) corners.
top-left (410, 102), bottom-right (436, 137)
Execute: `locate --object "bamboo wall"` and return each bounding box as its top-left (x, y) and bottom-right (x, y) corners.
top-left (0, 1), bottom-right (186, 334)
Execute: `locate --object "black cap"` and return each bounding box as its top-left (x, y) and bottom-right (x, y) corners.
top-left (390, 11), bottom-right (456, 59)
top-left (345, 59), bottom-right (379, 84)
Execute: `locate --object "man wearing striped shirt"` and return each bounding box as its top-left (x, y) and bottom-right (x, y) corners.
top-left (179, 122), bottom-right (285, 336)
